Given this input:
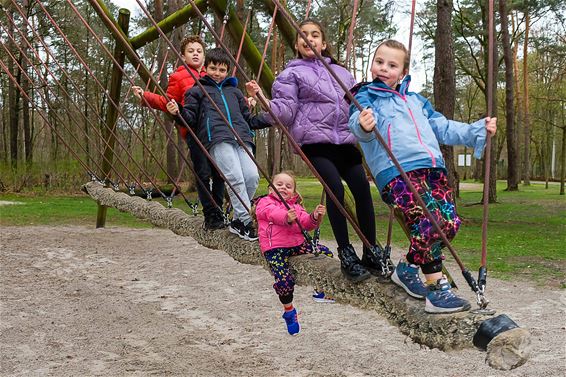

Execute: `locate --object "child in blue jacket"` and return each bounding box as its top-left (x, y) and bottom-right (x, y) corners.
top-left (349, 40), bottom-right (497, 313)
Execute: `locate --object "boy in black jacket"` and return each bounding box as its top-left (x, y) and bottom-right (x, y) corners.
top-left (168, 48), bottom-right (270, 241)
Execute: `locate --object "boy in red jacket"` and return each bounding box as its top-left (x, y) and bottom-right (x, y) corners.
top-left (132, 36), bottom-right (225, 230)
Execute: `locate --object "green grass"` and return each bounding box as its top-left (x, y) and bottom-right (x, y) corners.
top-left (0, 193), bottom-right (151, 228)
top-left (1, 180), bottom-right (564, 286)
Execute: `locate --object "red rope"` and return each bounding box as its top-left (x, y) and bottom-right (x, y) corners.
top-left (232, 8), bottom-right (251, 77)
top-left (256, 6), bottom-right (278, 82)
top-left (345, 0), bottom-right (359, 69)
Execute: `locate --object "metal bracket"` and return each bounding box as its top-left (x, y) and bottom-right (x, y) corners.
top-left (165, 196), bottom-right (173, 208)
top-left (145, 188), bottom-right (153, 201)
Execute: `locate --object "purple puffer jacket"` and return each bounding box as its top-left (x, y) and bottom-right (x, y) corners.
top-left (266, 57), bottom-right (357, 146)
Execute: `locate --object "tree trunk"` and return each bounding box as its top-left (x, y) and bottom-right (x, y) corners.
top-left (84, 10), bottom-right (92, 167)
top-left (434, 0), bottom-right (459, 197)
top-left (499, 0), bottom-right (518, 191)
top-left (521, 11), bottom-right (531, 185)
top-left (512, 12), bottom-right (523, 181)
top-left (560, 124), bottom-right (565, 195)
top-left (487, 10), bottom-right (498, 203)
top-left (7, 7), bottom-right (20, 170)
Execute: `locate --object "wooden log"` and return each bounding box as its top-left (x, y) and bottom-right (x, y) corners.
top-left (82, 182), bottom-right (521, 352)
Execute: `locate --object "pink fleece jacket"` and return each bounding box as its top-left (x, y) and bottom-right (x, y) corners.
top-left (255, 192), bottom-right (320, 253)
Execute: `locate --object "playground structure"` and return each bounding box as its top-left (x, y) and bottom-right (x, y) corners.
top-left (1, 0), bottom-right (533, 370)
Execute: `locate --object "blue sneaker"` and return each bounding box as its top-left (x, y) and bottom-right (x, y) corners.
top-left (312, 290), bottom-right (335, 303)
top-left (391, 260), bottom-right (428, 299)
top-left (425, 277), bottom-right (471, 314)
top-left (282, 308), bottom-right (301, 335)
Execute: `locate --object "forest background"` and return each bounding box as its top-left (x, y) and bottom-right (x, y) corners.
top-left (1, 0), bottom-right (565, 202)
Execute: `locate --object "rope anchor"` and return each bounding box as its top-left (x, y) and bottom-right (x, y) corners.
top-left (184, 199), bottom-right (199, 216)
top-left (165, 196), bottom-right (173, 208)
top-left (145, 188), bottom-right (153, 201)
top-left (471, 266), bottom-right (496, 315)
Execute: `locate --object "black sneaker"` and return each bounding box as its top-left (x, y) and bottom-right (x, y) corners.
top-left (229, 219), bottom-right (247, 240)
top-left (243, 221), bottom-right (258, 241)
top-left (337, 244), bottom-right (371, 282)
top-left (204, 214), bottom-right (226, 230)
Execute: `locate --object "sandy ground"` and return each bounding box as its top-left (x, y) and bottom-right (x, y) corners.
top-left (1, 225), bottom-right (564, 377)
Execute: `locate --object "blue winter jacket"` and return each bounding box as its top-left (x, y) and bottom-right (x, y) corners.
top-left (348, 76), bottom-right (488, 193)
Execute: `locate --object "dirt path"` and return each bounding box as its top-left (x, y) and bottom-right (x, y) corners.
top-left (1, 226), bottom-right (564, 376)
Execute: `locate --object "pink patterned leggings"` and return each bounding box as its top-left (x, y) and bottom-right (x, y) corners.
top-left (381, 168), bottom-right (461, 266)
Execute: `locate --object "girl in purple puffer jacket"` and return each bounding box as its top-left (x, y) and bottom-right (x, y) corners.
top-left (246, 19), bottom-right (382, 283)
top-left (254, 171), bottom-right (333, 335)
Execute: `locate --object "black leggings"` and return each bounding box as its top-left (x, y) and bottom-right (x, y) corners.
top-left (304, 144), bottom-right (376, 249)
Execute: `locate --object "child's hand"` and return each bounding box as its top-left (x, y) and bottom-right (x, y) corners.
top-left (287, 208), bottom-right (297, 224)
top-left (247, 97), bottom-right (257, 108)
top-left (312, 204), bottom-right (326, 220)
top-left (166, 100), bottom-right (179, 115)
top-left (245, 80), bottom-right (262, 98)
top-left (486, 117), bottom-right (497, 136)
top-left (132, 86), bottom-right (144, 100)
top-left (359, 108), bottom-right (376, 132)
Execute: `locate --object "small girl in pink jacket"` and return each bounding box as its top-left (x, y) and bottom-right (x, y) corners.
top-left (255, 171), bottom-right (333, 335)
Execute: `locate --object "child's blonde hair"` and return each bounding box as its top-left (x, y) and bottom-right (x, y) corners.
top-left (272, 170), bottom-right (303, 204)
top-left (251, 171), bottom-right (303, 225)
top-left (373, 39), bottom-right (410, 72)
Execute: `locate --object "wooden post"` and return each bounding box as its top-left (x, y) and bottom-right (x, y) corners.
top-left (96, 8), bottom-right (130, 228)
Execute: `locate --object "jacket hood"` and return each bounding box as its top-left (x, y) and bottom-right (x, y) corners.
top-left (268, 191), bottom-right (300, 205)
top-left (200, 75), bottom-right (238, 88)
top-left (365, 75), bottom-right (412, 96)
top-left (174, 64), bottom-right (203, 74)
top-left (285, 56), bottom-right (332, 69)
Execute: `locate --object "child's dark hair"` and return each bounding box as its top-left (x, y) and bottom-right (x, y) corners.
top-left (373, 39), bottom-right (410, 72)
top-left (295, 19), bottom-right (341, 66)
top-left (204, 47), bottom-right (232, 69)
top-left (180, 35), bottom-right (205, 55)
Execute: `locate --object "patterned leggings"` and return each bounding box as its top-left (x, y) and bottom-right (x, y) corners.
top-left (381, 168), bottom-right (460, 266)
top-left (264, 241), bottom-right (333, 304)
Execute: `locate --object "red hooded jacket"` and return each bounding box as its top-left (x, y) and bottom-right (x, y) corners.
top-left (142, 65), bottom-right (206, 139)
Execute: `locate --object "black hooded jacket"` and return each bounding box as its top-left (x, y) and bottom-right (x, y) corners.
top-left (179, 75), bottom-right (270, 150)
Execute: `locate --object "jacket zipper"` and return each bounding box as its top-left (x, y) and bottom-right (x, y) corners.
top-left (206, 117), bottom-right (211, 142)
top-left (369, 86), bottom-right (436, 167)
top-left (267, 222), bottom-right (273, 248)
top-left (217, 84), bottom-right (235, 140)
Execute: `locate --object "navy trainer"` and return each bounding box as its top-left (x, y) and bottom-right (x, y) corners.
top-left (425, 277), bottom-right (471, 314)
top-left (391, 259), bottom-right (428, 299)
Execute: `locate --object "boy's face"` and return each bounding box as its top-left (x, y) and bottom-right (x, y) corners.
top-left (205, 62), bottom-right (229, 83)
top-left (182, 42), bottom-right (204, 69)
top-left (370, 45), bottom-right (407, 89)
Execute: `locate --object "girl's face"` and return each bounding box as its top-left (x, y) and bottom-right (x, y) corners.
top-left (370, 44), bottom-right (407, 89)
top-left (295, 23), bottom-right (327, 59)
top-left (270, 173), bottom-right (296, 200)
top-left (182, 42), bottom-right (204, 69)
